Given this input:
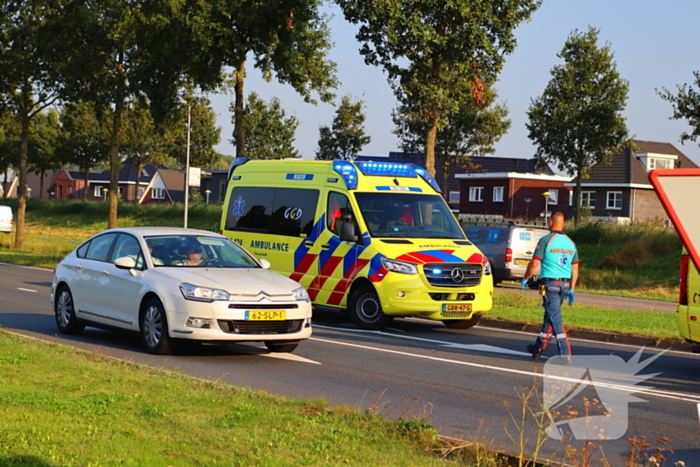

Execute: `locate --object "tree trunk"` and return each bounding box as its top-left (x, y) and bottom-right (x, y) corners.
top-left (83, 165), bottom-right (90, 201)
top-left (574, 172), bottom-right (582, 227)
top-left (425, 117), bottom-right (438, 177)
top-left (14, 102), bottom-right (30, 250)
top-left (39, 171), bottom-right (45, 200)
top-left (233, 60), bottom-right (246, 159)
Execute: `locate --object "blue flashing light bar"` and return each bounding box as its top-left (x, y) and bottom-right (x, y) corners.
top-left (355, 161), bottom-right (417, 178)
top-left (227, 157), bottom-right (250, 180)
top-left (410, 164), bottom-right (442, 193)
top-left (332, 160), bottom-right (359, 190)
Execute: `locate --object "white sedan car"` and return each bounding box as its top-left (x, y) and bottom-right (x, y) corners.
top-left (51, 227), bottom-right (312, 354)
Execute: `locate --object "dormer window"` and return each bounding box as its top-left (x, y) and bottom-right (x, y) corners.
top-left (648, 158), bottom-right (674, 169)
top-left (637, 152), bottom-right (677, 171)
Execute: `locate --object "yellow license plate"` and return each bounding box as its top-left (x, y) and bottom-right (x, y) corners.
top-left (245, 310), bottom-right (286, 321)
top-left (515, 259), bottom-right (529, 265)
top-left (443, 304), bottom-right (472, 312)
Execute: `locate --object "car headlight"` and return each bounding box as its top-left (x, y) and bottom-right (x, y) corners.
top-left (180, 283), bottom-right (230, 302)
top-left (292, 286), bottom-right (310, 302)
top-left (381, 257), bottom-right (418, 275)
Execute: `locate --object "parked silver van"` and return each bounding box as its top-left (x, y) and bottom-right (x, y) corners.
top-left (462, 221), bottom-right (548, 285)
top-left (0, 205), bottom-right (13, 233)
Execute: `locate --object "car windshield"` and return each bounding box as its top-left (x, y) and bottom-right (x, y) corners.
top-left (354, 192), bottom-right (465, 239)
top-left (145, 234), bottom-right (260, 268)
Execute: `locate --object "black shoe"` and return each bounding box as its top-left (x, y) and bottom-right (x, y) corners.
top-left (527, 344), bottom-right (543, 361)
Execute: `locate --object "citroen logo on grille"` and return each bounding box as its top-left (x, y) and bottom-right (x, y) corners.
top-left (451, 267), bottom-right (464, 283)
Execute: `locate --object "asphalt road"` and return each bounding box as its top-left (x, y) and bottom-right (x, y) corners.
top-left (1, 262), bottom-right (698, 465)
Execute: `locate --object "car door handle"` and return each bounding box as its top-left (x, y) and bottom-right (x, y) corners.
top-left (304, 241), bottom-right (314, 247)
top-left (102, 270), bottom-right (110, 276)
top-left (321, 244), bottom-right (330, 250)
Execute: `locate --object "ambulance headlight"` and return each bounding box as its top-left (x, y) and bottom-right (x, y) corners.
top-left (292, 286), bottom-right (310, 302)
top-left (381, 258), bottom-right (418, 275)
top-left (484, 262), bottom-right (492, 275)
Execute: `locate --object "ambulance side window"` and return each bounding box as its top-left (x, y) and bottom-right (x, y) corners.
top-left (225, 186), bottom-right (318, 238)
top-left (269, 188), bottom-right (319, 237)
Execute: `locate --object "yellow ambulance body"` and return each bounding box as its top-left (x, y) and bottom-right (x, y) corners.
top-left (220, 158), bottom-right (493, 330)
top-left (678, 247), bottom-right (700, 347)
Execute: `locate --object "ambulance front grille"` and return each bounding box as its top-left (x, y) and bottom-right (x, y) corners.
top-left (423, 263), bottom-right (482, 287)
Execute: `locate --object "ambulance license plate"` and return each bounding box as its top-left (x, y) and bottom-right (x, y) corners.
top-left (443, 304), bottom-right (472, 312)
top-left (245, 310), bottom-right (286, 321)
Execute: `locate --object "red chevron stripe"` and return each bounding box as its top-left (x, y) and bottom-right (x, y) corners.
top-left (296, 253), bottom-right (317, 274)
top-left (320, 255), bottom-right (343, 277)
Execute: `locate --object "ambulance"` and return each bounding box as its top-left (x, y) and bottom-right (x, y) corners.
top-left (219, 158), bottom-right (493, 330)
top-left (649, 168), bottom-right (700, 348)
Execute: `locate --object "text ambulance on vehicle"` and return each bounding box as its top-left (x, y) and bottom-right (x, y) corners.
top-left (650, 168), bottom-right (700, 349)
top-left (220, 158), bottom-right (493, 330)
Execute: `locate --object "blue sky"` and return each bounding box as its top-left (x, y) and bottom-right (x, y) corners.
top-left (209, 0), bottom-right (700, 169)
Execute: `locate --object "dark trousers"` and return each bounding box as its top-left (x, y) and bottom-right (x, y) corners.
top-left (534, 280), bottom-right (571, 356)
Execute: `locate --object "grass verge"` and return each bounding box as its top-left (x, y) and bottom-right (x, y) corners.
top-left (490, 291), bottom-right (679, 340)
top-left (0, 331), bottom-right (492, 467)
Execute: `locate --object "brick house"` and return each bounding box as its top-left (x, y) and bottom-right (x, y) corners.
top-left (356, 152), bottom-right (554, 210)
top-left (456, 172), bottom-right (573, 220)
top-left (566, 140), bottom-right (698, 223)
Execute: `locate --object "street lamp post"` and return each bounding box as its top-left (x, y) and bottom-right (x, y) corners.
top-left (184, 103), bottom-right (191, 229)
top-left (543, 191), bottom-right (551, 224)
top-left (104, 188), bottom-right (109, 202)
top-left (205, 189), bottom-right (211, 204)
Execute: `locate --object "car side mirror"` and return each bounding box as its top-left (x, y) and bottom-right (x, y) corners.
top-left (339, 219), bottom-right (358, 243)
top-left (258, 258), bottom-right (271, 269)
top-left (114, 256), bottom-right (136, 270)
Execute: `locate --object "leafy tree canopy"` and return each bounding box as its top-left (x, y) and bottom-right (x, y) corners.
top-left (393, 83), bottom-right (510, 195)
top-left (316, 95), bottom-right (371, 161)
top-left (336, 0), bottom-right (540, 176)
top-left (233, 92), bottom-right (300, 160)
top-left (526, 26), bottom-right (632, 225)
top-left (657, 71), bottom-right (700, 146)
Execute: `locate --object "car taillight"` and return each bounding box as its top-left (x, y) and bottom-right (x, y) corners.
top-left (505, 248), bottom-right (512, 263)
top-left (680, 255), bottom-right (689, 306)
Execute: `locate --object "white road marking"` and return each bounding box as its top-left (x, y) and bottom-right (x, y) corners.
top-left (314, 323), bottom-right (532, 356)
top-left (313, 323), bottom-right (694, 357)
top-left (233, 345), bottom-right (321, 365)
top-left (17, 288), bottom-right (37, 293)
top-left (309, 336), bottom-right (700, 404)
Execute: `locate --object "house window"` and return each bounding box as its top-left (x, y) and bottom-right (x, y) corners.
top-left (648, 158), bottom-right (674, 170)
top-left (94, 186), bottom-right (104, 197)
top-left (606, 191), bottom-right (622, 210)
top-left (581, 191), bottom-right (596, 209)
top-left (493, 186), bottom-right (504, 202)
top-left (449, 191), bottom-right (460, 203)
top-left (469, 186), bottom-right (483, 202)
top-left (547, 189), bottom-right (558, 205)
top-left (152, 188), bottom-right (165, 200)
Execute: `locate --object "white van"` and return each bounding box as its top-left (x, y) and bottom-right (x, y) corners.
top-left (462, 222), bottom-right (548, 285)
top-left (0, 205), bottom-right (13, 233)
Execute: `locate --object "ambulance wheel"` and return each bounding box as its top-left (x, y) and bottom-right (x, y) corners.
top-left (348, 286), bottom-right (393, 330)
top-left (442, 314), bottom-right (482, 329)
